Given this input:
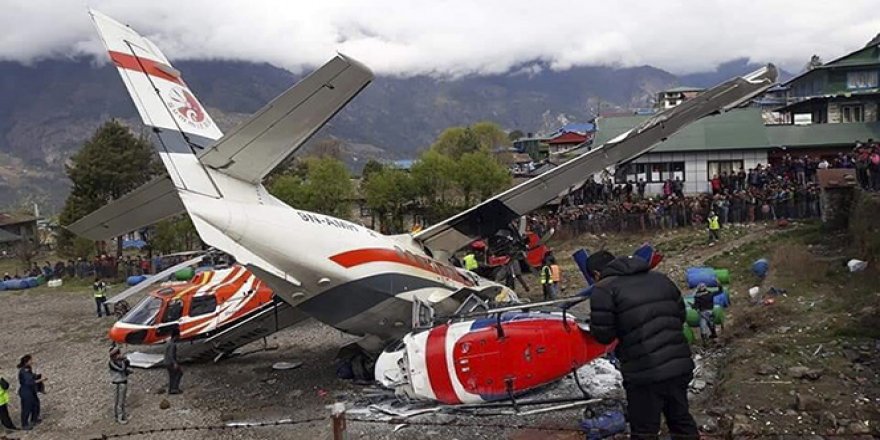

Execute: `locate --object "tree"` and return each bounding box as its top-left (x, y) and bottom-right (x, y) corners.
top-left (410, 149), bottom-right (457, 223)
top-left (58, 120), bottom-right (162, 257)
top-left (471, 121), bottom-right (508, 150)
top-left (430, 121), bottom-right (507, 159)
top-left (508, 129), bottom-right (525, 142)
top-left (453, 150), bottom-right (511, 206)
top-left (361, 159), bottom-right (385, 182)
top-left (150, 216), bottom-right (200, 254)
top-left (268, 156), bottom-right (355, 219)
top-left (363, 168), bottom-right (416, 233)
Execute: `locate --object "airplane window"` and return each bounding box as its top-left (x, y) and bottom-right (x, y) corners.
top-left (120, 296), bottom-right (162, 325)
top-left (189, 295), bottom-right (217, 317)
top-left (162, 299), bottom-right (184, 323)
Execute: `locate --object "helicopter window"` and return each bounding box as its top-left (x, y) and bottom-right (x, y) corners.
top-left (120, 296), bottom-right (162, 325)
top-left (189, 295), bottom-right (217, 317)
top-left (162, 299), bottom-right (184, 323)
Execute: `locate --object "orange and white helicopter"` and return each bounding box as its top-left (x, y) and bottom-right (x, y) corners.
top-left (71, 11), bottom-right (776, 384)
top-left (108, 261), bottom-right (304, 363)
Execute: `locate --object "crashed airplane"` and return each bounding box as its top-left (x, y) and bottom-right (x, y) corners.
top-left (70, 10), bottom-right (776, 403)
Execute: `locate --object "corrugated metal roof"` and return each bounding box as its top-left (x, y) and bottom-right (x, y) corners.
top-left (593, 108), bottom-right (880, 152)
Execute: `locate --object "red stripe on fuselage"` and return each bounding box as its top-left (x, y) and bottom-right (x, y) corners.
top-left (425, 325), bottom-right (460, 404)
top-left (108, 50), bottom-right (184, 86)
top-left (329, 248), bottom-right (473, 286)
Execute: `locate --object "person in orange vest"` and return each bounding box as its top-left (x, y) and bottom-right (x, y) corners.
top-left (549, 256), bottom-right (562, 298)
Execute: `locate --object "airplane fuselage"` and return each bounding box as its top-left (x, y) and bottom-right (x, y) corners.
top-left (183, 184), bottom-right (502, 343)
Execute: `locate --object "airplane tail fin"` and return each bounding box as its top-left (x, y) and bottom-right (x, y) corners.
top-left (89, 10), bottom-right (223, 197)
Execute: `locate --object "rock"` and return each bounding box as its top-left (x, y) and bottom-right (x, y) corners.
top-left (701, 417), bottom-right (719, 433)
top-left (156, 387), bottom-right (166, 395)
top-left (266, 378), bottom-right (278, 385)
top-left (757, 364), bottom-right (776, 375)
top-left (795, 393), bottom-right (822, 412)
top-left (159, 399), bottom-right (171, 410)
top-left (843, 349), bottom-right (864, 363)
top-left (848, 421), bottom-right (871, 435)
top-left (818, 410), bottom-right (838, 428)
top-left (788, 366), bottom-right (823, 380)
top-left (691, 379), bottom-right (707, 391)
top-left (784, 409), bottom-right (799, 416)
top-left (731, 414), bottom-right (755, 437)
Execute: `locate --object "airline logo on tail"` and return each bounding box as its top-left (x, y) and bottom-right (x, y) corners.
top-left (167, 87), bottom-right (210, 130)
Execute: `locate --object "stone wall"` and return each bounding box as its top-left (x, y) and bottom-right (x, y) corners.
top-left (848, 189), bottom-right (880, 260)
top-left (821, 187), bottom-right (855, 229)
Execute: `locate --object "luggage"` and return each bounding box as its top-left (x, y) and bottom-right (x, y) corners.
top-left (686, 267), bottom-right (719, 288)
top-left (752, 259), bottom-right (769, 278)
top-left (174, 267), bottom-right (195, 281)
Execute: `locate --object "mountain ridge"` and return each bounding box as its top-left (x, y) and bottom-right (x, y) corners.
top-left (0, 56), bottom-right (779, 211)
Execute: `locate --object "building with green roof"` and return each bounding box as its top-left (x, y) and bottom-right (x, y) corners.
top-left (590, 39), bottom-right (880, 195)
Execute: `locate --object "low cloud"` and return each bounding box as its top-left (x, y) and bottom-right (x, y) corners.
top-left (2, 0), bottom-right (879, 77)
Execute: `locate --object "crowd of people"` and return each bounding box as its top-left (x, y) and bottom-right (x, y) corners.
top-left (533, 151), bottom-right (869, 238)
top-left (1, 253), bottom-right (197, 283)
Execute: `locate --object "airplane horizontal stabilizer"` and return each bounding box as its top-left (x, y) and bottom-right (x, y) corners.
top-left (198, 55), bottom-right (374, 183)
top-left (66, 176), bottom-right (185, 241)
top-left (415, 65), bottom-right (778, 257)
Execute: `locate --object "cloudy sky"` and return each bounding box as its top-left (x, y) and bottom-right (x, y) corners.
top-left (3, 0), bottom-right (880, 77)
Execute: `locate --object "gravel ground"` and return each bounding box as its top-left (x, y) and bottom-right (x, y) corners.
top-left (0, 285), bottom-right (597, 440)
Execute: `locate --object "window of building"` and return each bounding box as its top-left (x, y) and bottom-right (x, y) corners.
top-left (707, 160), bottom-right (744, 180)
top-left (189, 295), bottom-right (217, 317)
top-left (616, 162), bottom-right (685, 183)
top-left (841, 104), bottom-right (864, 123)
top-left (846, 71), bottom-right (878, 89)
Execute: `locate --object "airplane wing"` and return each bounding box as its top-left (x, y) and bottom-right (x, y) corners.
top-left (414, 65), bottom-right (778, 257)
top-left (198, 55), bottom-right (374, 183)
top-left (67, 176), bottom-right (184, 241)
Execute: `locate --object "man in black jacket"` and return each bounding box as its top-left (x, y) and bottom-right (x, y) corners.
top-left (587, 251), bottom-right (698, 440)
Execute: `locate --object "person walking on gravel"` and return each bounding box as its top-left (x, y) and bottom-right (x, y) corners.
top-left (93, 277), bottom-right (111, 317)
top-left (17, 355), bottom-right (44, 431)
top-left (164, 328), bottom-right (183, 394)
top-left (108, 346), bottom-right (131, 424)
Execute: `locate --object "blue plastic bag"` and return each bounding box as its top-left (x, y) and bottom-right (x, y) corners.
top-left (581, 410), bottom-right (626, 439)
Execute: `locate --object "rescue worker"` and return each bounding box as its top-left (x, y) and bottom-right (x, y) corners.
top-left (586, 251), bottom-right (698, 440)
top-left (0, 376), bottom-right (17, 431)
top-left (707, 211), bottom-right (721, 243)
top-left (540, 256), bottom-right (556, 300)
top-left (164, 327), bottom-right (183, 394)
top-left (93, 277), bottom-right (111, 317)
top-left (109, 346), bottom-right (131, 424)
top-left (462, 252), bottom-right (479, 272)
top-left (693, 283), bottom-right (721, 343)
top-left (17, 355), bottom-right (44, 431)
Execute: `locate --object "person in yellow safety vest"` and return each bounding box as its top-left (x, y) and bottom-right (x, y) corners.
top-left (540, 257), bottom-right (556, 301)
top-left (707, 211), bottom-right (721, 243)
top-left (93, 277), bottom-right (111, 318)
top-left (463, 253), bottom-right (479, 272)
top-left (0, 376), bottom-right (17, 431)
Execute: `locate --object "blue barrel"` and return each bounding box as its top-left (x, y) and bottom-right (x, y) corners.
top-left (686, 267), bottom-right (719, 288)
top-left (126, 275), bottom-right (147, 286)
top-left (752, 258), bottom-right (769, 278)
top-left (0, 281), bottom-right (5, 291)
top-left (5, 279), bottom-right (24, 290)
top-left (713, 291), bottom-right (730, 308)
top-left (25, 277), bottom-right (38, 288)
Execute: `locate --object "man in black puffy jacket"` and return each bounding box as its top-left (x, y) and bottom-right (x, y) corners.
top-left (587, 250), bottom-right (698, 440)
